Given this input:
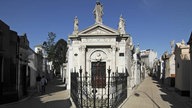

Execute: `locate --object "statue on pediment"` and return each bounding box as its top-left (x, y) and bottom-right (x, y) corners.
top-left (170, 40), bottom-right (175, 53)
top-left (73, 16), bottom-right (78, 34)
top-left (93, 1), bottom-right (103, 24)
top-left (118, 15), bottom-right (126, 34)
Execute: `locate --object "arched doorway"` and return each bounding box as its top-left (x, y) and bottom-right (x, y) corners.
top-left (89, 50), bottom-right (108, 88)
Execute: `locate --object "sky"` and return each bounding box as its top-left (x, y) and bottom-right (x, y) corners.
top-left (0, 0), bottom-right (192, 58)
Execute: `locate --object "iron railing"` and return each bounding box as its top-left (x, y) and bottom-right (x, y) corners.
top-left (71, 67), bottom-right (128, 108)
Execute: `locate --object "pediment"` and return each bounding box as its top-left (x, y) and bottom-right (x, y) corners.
top-left (78, 24), bottom-right (119, 36)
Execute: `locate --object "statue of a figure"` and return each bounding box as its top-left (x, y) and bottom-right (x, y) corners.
top-left (73, 16), bottom-right (78, 34)
top-left (93, 1), bottom-right (103, 24)
top-left (170, 40), bottom-right (175, 53)
top-left (118, 15), bottom-right (126, 34)
top-left (181, 40), bottom-right (185, 45)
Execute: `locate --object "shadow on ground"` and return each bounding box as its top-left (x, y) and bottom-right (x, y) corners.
top-left (152, 77), bottom-right (191, 108)
top-left (42, 99), bottom-right (72, 108)
top-left (0, 77), bottom-right (72, 108)
top-left (44, 77), bottom-right (67, 94)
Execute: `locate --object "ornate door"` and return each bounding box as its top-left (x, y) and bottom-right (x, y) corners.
top-left (91, 62), bottom-right (106, 88)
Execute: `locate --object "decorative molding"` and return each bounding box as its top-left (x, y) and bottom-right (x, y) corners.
top-left (90, 50), bottom-right (107, 61)
top-left (82, 38), bottom-right (114, 43)
top-left (78, 24), bottom-right (119, 36)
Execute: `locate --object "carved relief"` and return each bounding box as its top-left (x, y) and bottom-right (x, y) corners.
top-left (81, 26), bottom-right (117, 35)
top-left (95, 53), bottom-right (102, 61)
top-left (89, 29), bottom-right (108, 35)
top-left (90, 50), bottom-right (107, 61)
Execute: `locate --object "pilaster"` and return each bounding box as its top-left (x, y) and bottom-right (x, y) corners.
top-left (79, 45), bottom-right (86, 74)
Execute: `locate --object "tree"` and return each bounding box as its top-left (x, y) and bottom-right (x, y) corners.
top-left (43, 32), bottom-right (67, 74)
top-left (53, 39), bottom-right (67, 73)
top-left (43, 32), bottom-right (56, 61)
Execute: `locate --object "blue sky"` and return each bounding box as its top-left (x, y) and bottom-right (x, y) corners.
top-left (0, 0), bottom-right (192, 57)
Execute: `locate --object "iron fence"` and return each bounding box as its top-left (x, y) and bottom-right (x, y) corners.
top-left (71, 67), bottom-right (128, 108)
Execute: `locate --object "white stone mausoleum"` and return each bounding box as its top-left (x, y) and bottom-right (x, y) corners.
top-left (66, 2), bottom-right (133, 90)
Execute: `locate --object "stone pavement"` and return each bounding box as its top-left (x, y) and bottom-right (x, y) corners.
top-left (1, 77), bottom-right (192, 108)
top-left (0, 77), bottom-right (72, 108)
top-left (120, 77), bottom-right (192, 108)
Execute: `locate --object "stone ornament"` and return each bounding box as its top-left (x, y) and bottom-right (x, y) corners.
top-left (118, 15), bottom-right (126, 34)
top-left (90, 50), bottom-right (107, 61)
top-left (73, 16), bottom-right (78, 35)
top-left (93, 1), bottom-right (103, 24)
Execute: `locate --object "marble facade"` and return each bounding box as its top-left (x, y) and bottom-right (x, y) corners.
top-left (66, 2), bottom-right (133, 90)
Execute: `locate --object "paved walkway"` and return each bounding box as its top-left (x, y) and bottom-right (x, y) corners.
top-left (121, 77), bottom-right (192, 108)
top-left (0, 77), bottom-right (72, 108)
top-left (1, 77), bottom-right (192, 108)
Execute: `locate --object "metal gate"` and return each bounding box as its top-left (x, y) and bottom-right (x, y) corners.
top-left (71, 65), bottom-right (128, 108)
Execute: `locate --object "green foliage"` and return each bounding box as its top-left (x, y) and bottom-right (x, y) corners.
top-left (43, 32), bottom-right (56, 61)
top-left (43, 32), bottom-right (67, 72)
top-left (53, 39), bottom-right (67, 72)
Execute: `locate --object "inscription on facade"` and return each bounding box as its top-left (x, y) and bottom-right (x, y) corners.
top-left (82, 38), bottom-right (114, 43)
